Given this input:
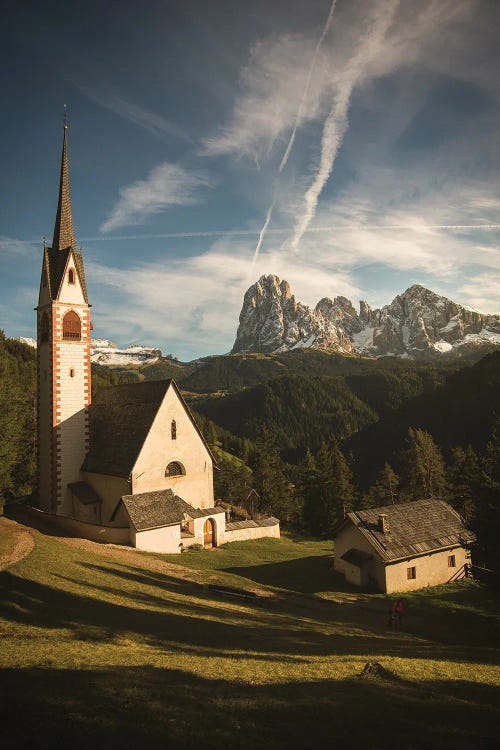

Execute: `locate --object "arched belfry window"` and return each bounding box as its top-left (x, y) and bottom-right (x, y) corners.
top-left (40, 313), bottom-right (49, 343)
top-left (165, 461), bottom-right (185, 477)
top-left (68, 268), bottom-right (75, 284)
top-left (171, 419), bottom-right (177, 440)
top-left (62, 310), bottom-right (81, 340)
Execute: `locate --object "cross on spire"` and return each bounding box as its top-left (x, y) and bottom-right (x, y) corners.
top-left (52, 119), bottom-right (76, 251)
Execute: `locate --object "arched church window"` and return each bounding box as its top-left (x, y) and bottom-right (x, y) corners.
top-left (68, 268), bottom-right (75, 284)
top-left (165, 461), bottom-right (185, 477)
top-left (40, 313), bottom-right (49, 343)
top-left (171, 419), bottom-right (177, 440)
top-left (62, 310), bottom-right (81, 340)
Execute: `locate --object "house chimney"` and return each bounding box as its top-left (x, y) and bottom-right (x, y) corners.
top-left (378, 514), bottom-right (389, 533)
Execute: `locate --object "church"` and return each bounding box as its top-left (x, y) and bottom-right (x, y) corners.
top-left (35, 125), bottom-right (280, 553)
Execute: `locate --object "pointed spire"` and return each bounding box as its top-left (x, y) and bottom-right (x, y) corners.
top-left (52, 125), bottom-right (76, 251)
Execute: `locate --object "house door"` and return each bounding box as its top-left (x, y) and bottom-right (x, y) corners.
top-left (203, 518), bottom-right (215, 548)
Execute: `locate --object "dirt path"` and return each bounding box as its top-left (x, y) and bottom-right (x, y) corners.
top-left (0, 517), bottom-right (35, 570)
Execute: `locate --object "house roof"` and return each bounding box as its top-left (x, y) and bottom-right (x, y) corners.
top-left (68, 481), bottom-right (102, 505)
top-left (82, 379), bottom-right (216, 478)
top-left (334, 498), bottom-right (475, 563)
top-left (121, 489), bottom-right (193, 531)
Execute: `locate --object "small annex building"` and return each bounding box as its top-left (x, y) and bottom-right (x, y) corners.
top-left (333, 498), bottom-right (474, 593)
top-left (34, 124), bottom-right (280, 553)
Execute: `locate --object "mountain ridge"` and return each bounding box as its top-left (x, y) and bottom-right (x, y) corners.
top-left (232, 275), bottom-right (500, 359)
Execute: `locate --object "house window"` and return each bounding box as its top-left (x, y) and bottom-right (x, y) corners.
top-left (62, 310), bottom-right (81, 340)
top-left (165, 461), bottom-right (185, 477)
top-left (68, 269), bottom-right (75, 284)
top-left (70, 368), bottom-right (75, 378)
top-left (407, 566), bottom-right (416, 580)
top-left (171, 419), bottom-right (177, 440)
top-left (448, 555), bottom-right (456, 568)
top-left (40, 312), bottom-right (49, 343)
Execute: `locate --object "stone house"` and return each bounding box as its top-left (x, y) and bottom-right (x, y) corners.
top-left (34, 124), bottom-right (279, 553)
top-left (333, 498), bottom-right (474, 593)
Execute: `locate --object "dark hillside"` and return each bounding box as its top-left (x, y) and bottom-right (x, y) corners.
top-left (346, 351), bottom-right (500, 487)
top-left (196, 375), bottom-right (377, 461)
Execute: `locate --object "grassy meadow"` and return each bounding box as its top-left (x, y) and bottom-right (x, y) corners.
top-left (0, 514), bottom-right (499, 749)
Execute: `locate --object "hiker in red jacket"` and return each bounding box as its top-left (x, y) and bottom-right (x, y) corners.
top-left (392, 599), bottom-right (404, 629)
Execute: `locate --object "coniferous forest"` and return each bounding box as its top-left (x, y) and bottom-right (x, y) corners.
top-left (1, 332), bottom-right (498, 567)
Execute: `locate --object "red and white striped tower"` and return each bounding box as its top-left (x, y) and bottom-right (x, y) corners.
top-left (36, 124), bottom-right (91, 515)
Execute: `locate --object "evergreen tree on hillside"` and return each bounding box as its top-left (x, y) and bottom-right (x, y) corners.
top-left (447, 446), bottom-right (481, 521)
top-left (399, 428), bottom-right (447, 499)
top-left (302, 441), bottom-right (356, 535)
top-left (365, 462), bottom-right (399, 507)
top-left (0, 333), bottom-right (36, 505)
top-left (473, 419), bottom-right (500, 568)
top-left (251, 426), bottom-right (292, 522)
top-left (296, 450), bottom-right (318, 532)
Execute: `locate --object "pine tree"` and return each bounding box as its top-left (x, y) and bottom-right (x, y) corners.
top-left (447, 446), bottom-right (480, 521)
top-left (399, 428), bottom-right (447, 499)
top-left (251, 426), bottom-right (292, 522)
top-left (473, 419), bottom-right (500, 568)
top-left (365, 462), bottom-right (399, 506)
top-left (302, 441), bottom-right (356, 536)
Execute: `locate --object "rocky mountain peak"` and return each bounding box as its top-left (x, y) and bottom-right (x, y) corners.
top-left (232, 277), bottom-right (500, 359)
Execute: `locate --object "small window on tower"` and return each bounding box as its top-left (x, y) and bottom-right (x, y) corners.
top-left (68, 269), bottom-right (75, 284)
top-left (70, 368), bottom-right (75, 378)
top-left (171, 419), bottom-right (177, 440)
top-left (40, 313), bottom-right (49, 343)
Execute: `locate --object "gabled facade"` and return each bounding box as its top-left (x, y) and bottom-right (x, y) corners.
top-left (36, 126), bottom-right (91, 516)
top-left (333, 499), bottom-right (474, 593)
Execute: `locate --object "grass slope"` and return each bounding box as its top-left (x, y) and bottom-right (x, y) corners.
top-left (1, 519), bottom-right (499, 750)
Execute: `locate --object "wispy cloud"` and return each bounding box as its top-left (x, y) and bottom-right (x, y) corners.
top-left (83, 90), bottom-right (191, 143)
top-left (0, 237), bottom-right (38, 256)
top-left (459, 272), bottom-right (500, 314)
top-left (100, 163), bottom-right (210, 233)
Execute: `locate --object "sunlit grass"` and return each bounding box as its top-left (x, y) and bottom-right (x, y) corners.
top-left (0, 522), bottom-right (498, 749)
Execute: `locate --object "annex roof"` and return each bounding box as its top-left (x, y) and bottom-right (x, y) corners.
top-left (82, 379), bottom-right (216, 478)
top-left (340, 548), bottom-right (373, 567)
top-left (334, 498), bottom-right (475, 563)
top-left (188, 505), bottom-right (226, 519)
top-left (68, 481), bottom-right (102, 505)
top-left (121, 489), bottom-right (193, 531)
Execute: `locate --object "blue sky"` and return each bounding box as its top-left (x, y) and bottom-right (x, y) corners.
top-left (1, 0), bottom-right (499, 360)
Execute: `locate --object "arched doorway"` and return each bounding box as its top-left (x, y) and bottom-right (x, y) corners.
top-left (203, 518), bottom-right (216, 548)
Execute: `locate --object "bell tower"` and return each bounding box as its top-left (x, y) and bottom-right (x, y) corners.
top-left (36, 124), bottom-right (91, 515)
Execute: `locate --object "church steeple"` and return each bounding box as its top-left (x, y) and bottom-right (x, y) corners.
top-left (52, 125), bottom-right (76, 252)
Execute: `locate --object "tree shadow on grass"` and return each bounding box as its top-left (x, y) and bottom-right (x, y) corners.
top-left (1, 665), bottom-right (498, 750)
top-left (1, 570), bottom-right (498, 665)
top-left (225, 555), bottom-right (354, 594)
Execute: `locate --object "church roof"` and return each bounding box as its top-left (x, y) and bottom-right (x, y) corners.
top-left (83, 380), bottom-right (171, 477)
top-left (52, 125), bottom-right (75, 252)
top-left (121, 489), bottom-right (193, 531)
top-left (42, 126), bottom-right (88, 302)
top-left (82, 379), bottom-right (216, 478)
top-left (333, 498), bottom-right (475, 563)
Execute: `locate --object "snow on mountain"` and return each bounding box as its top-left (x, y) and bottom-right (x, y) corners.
top-left (90, 342), bottom-right (162, 366)
top-left (16, 336), bottom-right (162, 366)
top-left (232, 275), bottom-right (500, 359)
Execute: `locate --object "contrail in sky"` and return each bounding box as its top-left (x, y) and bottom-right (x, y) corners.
top-left (250, 0), bottom-right (338, 267)
top-left (278, 0), bottom-right (338, 174)
top-left (288, 0), bottom-right (399, 252)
